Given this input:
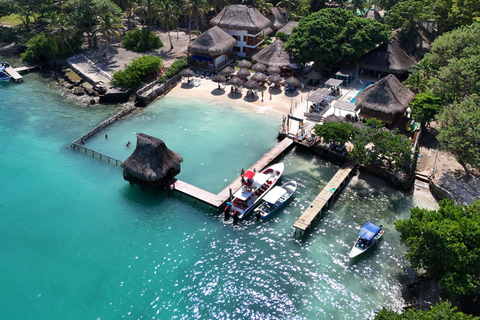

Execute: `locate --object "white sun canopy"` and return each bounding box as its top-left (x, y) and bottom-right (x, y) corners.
top-left (263, 186), bottom-right (287, 204)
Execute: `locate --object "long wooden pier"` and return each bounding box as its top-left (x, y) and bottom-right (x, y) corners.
top-left (293, 161), bottom-right (355, 236)
top-left (173, 137), bottom-right (294, 208)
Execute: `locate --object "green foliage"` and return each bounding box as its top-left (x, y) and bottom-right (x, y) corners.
top-left (382, 0), bottom-right (427, 44)
top-left (20, 32), bottom-right (59, 62)
top-left (410, 91), bottom-right (444, 125)
top-left (121, 29), bottom-right (163, 52)
top-left (157, 57), bottom-right (188, 83)
top-left (314, 122), bottom-right (356, 144)
top-left (0, 25), bottom-right (18, 42)
top-left (395, 199), bottom-right (480, 298)
top-left (112, 55), bottom-right (163, 88)
top-left (65, 0), bottom-right (121, 32)
top-left (285, 8), bottom-right (390, 68)
top-left (374, 300), bottom-right (480, 319)
top-left (436, 94), bottom-right (480, 176)
top-left (275, 31), bottom-right (288, 42)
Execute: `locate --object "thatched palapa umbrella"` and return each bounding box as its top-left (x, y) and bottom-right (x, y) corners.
top-left (305, 70), bottom-right (321, 80)
top-left (285, 76), bottom-right (299, 87)
top-left (251, 62), bottom-right (267, 73)
top-left (220, 66), bottom-right (235, 76)
top-left (269, 74), bottom-right (282, 83)
top-left (121, 133), bottom-right (183, 189)
top-left (237, 59), bottom-right (252, 69)
top-left (267, 66), bottom-right (281, 75)
top-left (211, 74), bottom-right (226, 83)
top-left (244, 80), bottom-right (259, 90)
top-left (228, 76), bottom-right (243, 87)
top-left (252, 72), bottom-right (267, 82)
top-left (237, 68), bottom-right (251, 78)
top-left (181, 69), bottom-right (195, 79)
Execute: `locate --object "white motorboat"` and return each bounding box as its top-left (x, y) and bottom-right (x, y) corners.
top-left (349, 222), bottom-right (384, 258)
top-left (254, 180), bottom-right (297, 220)
top-left (225, 163), bottom-right (284, 221)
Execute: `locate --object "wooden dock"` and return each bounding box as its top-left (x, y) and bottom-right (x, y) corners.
top-left (293, 161), bottom-right (355, 235)
top-left (173, 137), bottom-right (294, 208)
top-left (5, 67), bottom-right (23, 82)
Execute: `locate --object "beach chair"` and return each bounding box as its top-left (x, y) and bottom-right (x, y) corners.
top-left (188, 79), bottom-right (195, 86)
top-left (195, 79), bottom-right (201, 87)
top-left (292, 87), bottom-right (298, 94)
top-left (307, 133), bottom-right (316, 142)
top-left (285, 85), bottom-right (291, 92)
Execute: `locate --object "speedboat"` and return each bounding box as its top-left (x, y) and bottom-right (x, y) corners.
top-left (0, 65), bottom-right (12, 82)
top-left (225, 163), bottom-right (284, 221)
top-left (349, 222), bottom-right (384, 258)
top-left (254, 180), bottom-right (297, 220)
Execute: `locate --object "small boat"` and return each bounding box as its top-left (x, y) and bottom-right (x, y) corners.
top-left (0, 64), bottom-right (12, 82)
top-left (349, 222), bottom-right (384, 258)
top-left (254, 180), bottom-right (297, 220)
top-left (225, 163), bottom-right (284, 221)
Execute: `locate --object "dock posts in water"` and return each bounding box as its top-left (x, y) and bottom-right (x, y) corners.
top-left (293, 161), bottom-right (355, 237)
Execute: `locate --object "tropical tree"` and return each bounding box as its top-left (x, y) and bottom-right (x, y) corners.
top-left (409, 90), bottom-right (444, 126)
top-left (346, 0), bottom-right (368, 15)
top-left (254, 0), bottom-right (272, 15)
top-left (286, 8), bottom-right (390, 68)
top-left (314, 122), bottom-right (356, 145)
top-left (123, 0), bottom-right (138, 30)
top-left (208, 0), bottom-right (227, 15)
top-left (382, 0), bottom-right (428, 45)
top-left (375, 300), bottom-right (480, 319)
top-left (276, 0), bottom-right (297, 21)
top-left (94, 12), bottom-right (123, 55)
top-left (395, 199), bottom-right (480, 297)
top-left (183, 0), bottom-right (208, 41)
top-left (156, 0), bottom-right (179, 50)
top-left (5, 0), bottom-right (43, 31)
top-left (137, 0), bottom-right (157, 26)
top-left (436, 95), bottom-right (480, 179)
top-left (47, 12), bottom-right (78, 55)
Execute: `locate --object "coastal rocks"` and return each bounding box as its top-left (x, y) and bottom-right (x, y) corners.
top-left (74, 86), bottom-right (85, 96)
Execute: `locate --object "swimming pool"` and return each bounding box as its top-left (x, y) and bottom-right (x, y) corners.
top-left (350, 81), bottom-right (375, 103)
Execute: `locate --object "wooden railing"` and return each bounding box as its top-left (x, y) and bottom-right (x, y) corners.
top-left (71, 143), bottom-right (123, 166)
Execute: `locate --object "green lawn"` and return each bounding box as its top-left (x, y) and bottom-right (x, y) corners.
top-left (0, 14), bottom-right (23, 26)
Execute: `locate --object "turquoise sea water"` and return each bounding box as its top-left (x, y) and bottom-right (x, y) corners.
top-left (0, 72), bottom-right (438, 320)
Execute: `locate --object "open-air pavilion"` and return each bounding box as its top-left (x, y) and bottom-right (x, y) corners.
top-left (335, 67), bottom-right (358, 85)
top-left (324, 78), bottom-right (344, 98)
top-left (306, 88), bottom-right (331, 116)
top-left (332, 101), bottom-right (358, 120)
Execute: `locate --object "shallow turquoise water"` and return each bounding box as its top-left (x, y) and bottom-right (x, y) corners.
top-left (0, 72), bottom-right (438, 320)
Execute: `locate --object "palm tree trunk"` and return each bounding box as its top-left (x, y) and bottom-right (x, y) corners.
top-left (168, 29), bottom-right (174, 50)
top-left (188, 19), bottom-right (192, 41)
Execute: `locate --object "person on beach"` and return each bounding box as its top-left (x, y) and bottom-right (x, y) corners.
top-left (261, 91), bottom-right (264, 102)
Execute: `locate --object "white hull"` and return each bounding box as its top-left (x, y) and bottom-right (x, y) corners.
top-left (254, 180), bottom-right (297, 219)
top-left (349, 229), bottom-right (383, 258)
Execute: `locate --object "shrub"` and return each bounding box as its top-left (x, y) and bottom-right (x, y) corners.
top-left (21, 32), bottom-right (59, 62)
top-left (157, 57), bottom-right (189, 83)
top-left (0, 26), bottom-right (18, 43)
top-left (275, 31), bottom-right (288, 42)
top-left (121, 29), bottom-right (163, 52)
top-left (112, 55), bottom-right (163, 88)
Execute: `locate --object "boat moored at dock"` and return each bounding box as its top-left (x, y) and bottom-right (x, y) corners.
top-left (0, 63), bottom-right (12, 82)
top-left (254, 180), bottom-right (297, 220)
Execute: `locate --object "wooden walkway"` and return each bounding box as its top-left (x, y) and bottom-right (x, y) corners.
top-left (293, 161), bottom-right (355, 235)
top-left (173, 137), bottom-right (294, 208)
top-left (5, 67), bottom-right (22, 82)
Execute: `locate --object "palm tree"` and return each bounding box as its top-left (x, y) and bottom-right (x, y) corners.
top-left (208, 0), bottom-right (227, 15)
top-left (95, 12), bottom-right (124, 56)
top-left (124, 0), bottom-right (138, 30)
top-left (156, 0), bottom-right (179, 50)
top-left (137, 0), bottom-right (157, 26)
top-left (276, 0), bottom-right (297, 21)
top-left (346, 0), bottom-right (368, 15)
top-left (183, 0), bottom-right (208, 41)
top-left (255, 0), bottom-right (273, 15)
top-left (48, 12), bottom-right (77, 55)
top-left (404, 59), bottom-right (433, 93)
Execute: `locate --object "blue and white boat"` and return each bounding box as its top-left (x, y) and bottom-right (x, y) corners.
top-left (0, 65), bottom-right (12, 82)
top-left (349, 222), bottom-right (384, 258)
top-left (254, 180), bottom-right (297, 220)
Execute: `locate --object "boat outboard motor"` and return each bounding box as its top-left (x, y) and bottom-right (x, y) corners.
top-left (224, 202), bottom-right (232, 220)
top-left (232, 210), bottom-right (238, 223)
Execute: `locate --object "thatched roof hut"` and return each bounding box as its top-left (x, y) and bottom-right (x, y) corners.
top-left (121, 133), bottom-right (183, 189)
top-left (363, 9), bottom-right (381, 22)
top-left (358, 37), bottom-right (416, 75)
top-left (355, 74), bottom-right (415, 124)
top-left (277, 21), bottom-right (298, 36)
top-left (188, 26), bottom-right (236, 56)
top-left (252, 39), bottom-right (293, 67)
top-left (268, 7), bottom-right (287, 31)
top-left (210, 5), bottom-right (271, 32)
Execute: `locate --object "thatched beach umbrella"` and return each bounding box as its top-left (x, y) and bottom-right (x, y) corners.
top-left (237, 68), bottom-right (251, 78)
top-left (267, 66), bottom-right (281, 75)
top-left (244, 79), bottom-right (259, 90)
top-left (324, 115), bottom-right (343, 123)
top-left (121, 133), bottom-right (183, 189)
top-left (269, 74), bottom-right (282, 83)
top-left (305, 70), bottom-right (321, 80)
top-left (181, 69), bottom-right (195, 79)
top-left (252, 72), bottom-right (267, 82)
top-left (211, 74), bottom-right (226, 83)
top-left (285, 76), bottom-right (299, 87)
top-left (237, 59), bottom-right (252, 69)
top-left (220, 66), bottom-right (235, 76)
top-left (252, 62), bottom-right (267, 73)
top-left (228, 76), bottom-right (243, 87)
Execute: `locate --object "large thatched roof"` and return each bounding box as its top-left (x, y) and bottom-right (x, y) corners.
top-left (251, 39), bottom-right (293, 67)
top-left (358, 37), bottom-right (416, 74)
top-left (268, 7), bottom-right (287, 31)
top-left (277, 21), bottom-right (298, 36)
top-left (210, 5), bottom-right (271, 32)
top-left (355, 74), bottom-right (415, 115)
top-left (188, 26), bottom-right (236, 56)
top-left (121, 133), bottom-right (183, 182)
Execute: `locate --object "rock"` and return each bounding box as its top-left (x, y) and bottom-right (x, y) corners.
top-left (74, 86), bottom-right (85, 96)
top-left (95, 85), bottom-right (107, 94)
top-left (89, 99), bottom-right (96, 105)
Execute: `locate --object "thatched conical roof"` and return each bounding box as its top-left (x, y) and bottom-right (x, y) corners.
top-left (268, 7), bottom-right (287, 31)
top-left (121, 133), bottom-right (183, 182)
top-left (363, 9), bottom-right (381, 22)
top-left (358, 37), bottom-right (416, 74)
top-left (188, 26), bottom-right (237, 56)
top-left (355, 74), bottom-right (415, 115)
top-left (210, 4), bottom-right (271, 32)
top-left (252, 39), bottom-right (293, 67)
top-left (277, 21), bottom-right (298, 36)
